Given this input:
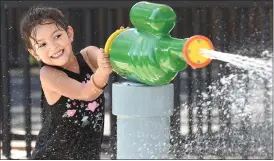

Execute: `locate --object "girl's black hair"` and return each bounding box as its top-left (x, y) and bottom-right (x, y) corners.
top-left (20, 4), bottom-right (68, 50)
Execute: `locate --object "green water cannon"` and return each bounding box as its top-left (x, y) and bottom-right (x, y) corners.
top-left (104, 1), bottom-right (214, 86)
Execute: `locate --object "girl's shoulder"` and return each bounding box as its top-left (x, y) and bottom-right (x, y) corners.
top-left (40, 65), bottom-right (68, 79)
top-left (79, 46), bottom-right (98, 72)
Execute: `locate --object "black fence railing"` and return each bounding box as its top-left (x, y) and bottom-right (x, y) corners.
top-left (1, 0), bottom-right (273, 159)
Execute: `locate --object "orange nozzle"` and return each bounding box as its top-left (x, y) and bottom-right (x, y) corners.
top-left (183, 35), bottom-right (214, 69)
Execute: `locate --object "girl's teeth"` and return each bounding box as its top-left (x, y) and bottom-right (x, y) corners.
top-left (52, 50), bottom-right (63, 58)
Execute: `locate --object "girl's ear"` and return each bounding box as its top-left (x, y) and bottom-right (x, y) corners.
top-left (67, 26), bottom-right (74, 42)
top-left (28, 48), bottom-right (40, 61)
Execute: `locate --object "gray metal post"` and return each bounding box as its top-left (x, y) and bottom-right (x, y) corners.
top-left (112, 82), bottom-right (173, 159)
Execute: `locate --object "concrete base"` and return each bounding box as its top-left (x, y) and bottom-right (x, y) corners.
top-left (112, 82), bottom-right (174, 159)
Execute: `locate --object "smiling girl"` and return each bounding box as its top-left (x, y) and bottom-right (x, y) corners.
top-left (20, 5), bottom-right (112, 159)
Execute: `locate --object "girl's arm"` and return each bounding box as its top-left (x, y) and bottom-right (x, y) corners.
top-left (40, 65), bottom-right (108, 101)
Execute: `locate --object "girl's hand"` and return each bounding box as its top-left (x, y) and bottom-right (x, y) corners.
top-left (120, 26), bottom-right (130, 29)
top-left (97, 48), bottom-right (112, 75)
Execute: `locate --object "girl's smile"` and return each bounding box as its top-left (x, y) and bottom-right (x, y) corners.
top-left (51, 49), bottom-right (64, 59)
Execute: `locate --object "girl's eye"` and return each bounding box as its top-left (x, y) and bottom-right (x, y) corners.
top-left (55, 34), bottom-right (62, 38)
top-left (39, 43), bottom-right (46, 48)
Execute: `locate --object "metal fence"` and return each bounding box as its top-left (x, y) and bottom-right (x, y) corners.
top-left (1, 0), bottom-right (273, 159)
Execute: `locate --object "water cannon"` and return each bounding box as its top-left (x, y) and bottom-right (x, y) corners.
top-left (104, 1), bottom-right (214, 86)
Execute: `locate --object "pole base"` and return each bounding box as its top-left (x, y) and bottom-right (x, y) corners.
top-left (112, 82), bottom-right (174, 159)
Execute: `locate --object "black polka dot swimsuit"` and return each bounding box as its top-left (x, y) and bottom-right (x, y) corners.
top-left (31, 53), bottom-right (105, 159)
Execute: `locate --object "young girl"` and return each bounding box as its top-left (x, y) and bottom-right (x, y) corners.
top-left (20, 6), bottom-right (113, 159)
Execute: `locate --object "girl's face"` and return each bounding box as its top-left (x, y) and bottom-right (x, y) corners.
top-left (28, 21), bottom-right (74, 67)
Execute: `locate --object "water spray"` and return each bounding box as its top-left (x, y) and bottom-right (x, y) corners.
top-left (200, 49), bottom-right (272, 79)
